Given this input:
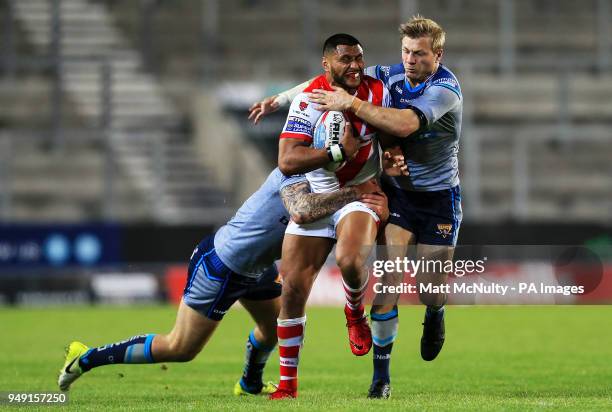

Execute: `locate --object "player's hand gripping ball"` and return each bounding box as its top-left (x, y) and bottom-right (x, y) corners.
top-left (313, 111), bottom-right (348, 172)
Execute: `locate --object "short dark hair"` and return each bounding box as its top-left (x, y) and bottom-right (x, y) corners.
top-left (322, 33), bottom-right (361, 55)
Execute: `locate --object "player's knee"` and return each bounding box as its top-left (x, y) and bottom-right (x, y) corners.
top-left (336, 252), bottom-right (366, 277)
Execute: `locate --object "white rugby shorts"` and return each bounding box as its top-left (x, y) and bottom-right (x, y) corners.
top-left (285, 200), bottom-right (379, 239)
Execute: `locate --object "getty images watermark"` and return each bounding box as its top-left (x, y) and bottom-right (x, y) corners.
top-left (372, 256), bottom-right (487, 278)
top-left (363, 245), bottom-right (608, 305)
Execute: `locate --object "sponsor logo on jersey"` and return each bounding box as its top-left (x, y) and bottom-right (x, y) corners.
top-left (433, 77), bottom-right (458, 89)
top-left (285, 116), bottom-right (312, 134)
top-left (390, 212), bottom-right (401, 218)
top-left (436, 223), bottom-right (453, 238)
top-left (380, 66), bottom-right (390, 76)
top-left (395, 85), bottom-right (403, 94)
top-left (299, 101), bottom-right (308, 111)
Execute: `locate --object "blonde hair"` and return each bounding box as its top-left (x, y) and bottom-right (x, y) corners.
top-left (399, 15), bottom-right (446, 53)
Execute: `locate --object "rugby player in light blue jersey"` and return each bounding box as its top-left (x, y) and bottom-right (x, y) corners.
top-left (58, 167), bottom-right (389, 395)
top-left (249, 16), bottom-right (462, 399)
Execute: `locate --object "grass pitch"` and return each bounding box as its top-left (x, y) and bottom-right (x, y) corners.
top-left (1, 305), bottom-right (611, 411)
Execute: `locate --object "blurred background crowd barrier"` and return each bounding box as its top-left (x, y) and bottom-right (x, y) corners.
top-left (0, 0), bottom-right (610, 306)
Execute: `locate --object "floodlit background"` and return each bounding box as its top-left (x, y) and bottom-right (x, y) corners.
top-left (0, 0), bottom-right (610, 305)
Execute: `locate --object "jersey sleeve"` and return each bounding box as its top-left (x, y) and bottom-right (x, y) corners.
top-left (382, 84), bottom-right (392, 108)
top-left (279, 92), bottom-right (321, 144)
top-left (276, 78), bottom-right (313, 107)
top-left (279, 173), bottom-right (307, 191)
top-left (408, 85), bottom-right (460, 126)
top-left (366, 64), bottom-right (405, 91)
top-left (364, 65), bottom-right (379, 79)
top-left (365, 65), bottom-right (389, 83)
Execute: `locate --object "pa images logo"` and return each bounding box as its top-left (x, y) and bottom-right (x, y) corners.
top-left (436, 223), bottom-right (453, 238)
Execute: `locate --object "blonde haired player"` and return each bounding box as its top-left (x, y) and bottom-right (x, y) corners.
top-left (251, 17), bottom-right (463, 399)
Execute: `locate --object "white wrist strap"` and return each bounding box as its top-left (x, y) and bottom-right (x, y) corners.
top-left (329, 144), bottom-right (344, 162)
top-left (274, 79), bottom-right (313, 108)
top-left (274, 93), bottom-right (291, 107)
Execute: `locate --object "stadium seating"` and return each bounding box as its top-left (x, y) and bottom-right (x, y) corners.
top-left (1, 0), bottom-right (231, 222)
top-left (1, 0), bottom-right (610, 222)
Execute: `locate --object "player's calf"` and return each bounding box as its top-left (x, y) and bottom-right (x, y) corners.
top-left (277, 279), bottom-right (310, 318)
top-left (158, 334), bottom-right (203, 362)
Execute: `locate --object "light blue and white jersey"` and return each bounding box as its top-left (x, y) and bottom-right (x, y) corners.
top-left (366, 63), bottom-right (462, 191)
top-left (214, 168), bottom-right (306, 278)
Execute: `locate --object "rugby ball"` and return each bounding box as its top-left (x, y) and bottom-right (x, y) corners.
top-left (313, 111), bottom-right (348, 172)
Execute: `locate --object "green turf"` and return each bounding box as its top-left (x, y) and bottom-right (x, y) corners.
top-left (0, 305), bottom-right (611, 411)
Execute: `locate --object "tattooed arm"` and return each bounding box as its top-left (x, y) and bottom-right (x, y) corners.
top-left (280, 179), bottom-right (380, 225)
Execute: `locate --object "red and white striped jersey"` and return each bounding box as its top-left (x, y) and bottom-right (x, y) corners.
top-left (279, 74), bottom-right (391, 193)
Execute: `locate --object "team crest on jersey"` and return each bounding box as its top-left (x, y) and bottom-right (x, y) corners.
top-left (299, 101), bottom-right (308, 111)
top-left (436, 223), bottom-right (453, 238)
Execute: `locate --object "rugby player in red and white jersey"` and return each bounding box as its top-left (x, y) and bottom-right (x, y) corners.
top-left (270, 33), bottom-right (393, 400)
top-left (252, 17), bottom-right (462, 400)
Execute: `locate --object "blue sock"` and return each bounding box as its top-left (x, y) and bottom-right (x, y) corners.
top-left (79, 334), bottom-right (156, 372)
top-left (239, 330), bottom-right (275, 392)
top-left (371, 307), bottom-right (399, 384)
